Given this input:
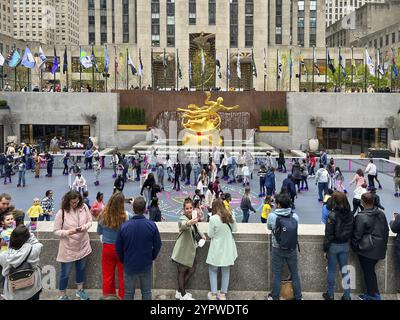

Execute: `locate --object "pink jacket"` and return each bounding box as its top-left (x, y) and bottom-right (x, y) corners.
top-left (90, 200), bottom-right (105, 219)
top-left (53, 204), bottom-right (92, 263)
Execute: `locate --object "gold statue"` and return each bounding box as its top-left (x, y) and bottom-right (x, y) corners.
top-left (178, 92), bottom-right (239, 146)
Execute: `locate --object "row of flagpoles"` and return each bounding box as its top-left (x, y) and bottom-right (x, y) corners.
top-left (0, 44), bottom-right (398, 92)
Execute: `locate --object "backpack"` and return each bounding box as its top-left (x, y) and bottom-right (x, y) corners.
top-left (273, 214), bottom-right (299, 251)
top-left (8, 247), bottom-right (35, 291)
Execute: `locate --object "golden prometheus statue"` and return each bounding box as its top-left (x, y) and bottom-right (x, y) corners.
top-left (177, 92), bottom-right (239, 146)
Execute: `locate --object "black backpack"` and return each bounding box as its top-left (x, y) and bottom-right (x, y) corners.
top-left (273, 213), bottom-right (299, 251)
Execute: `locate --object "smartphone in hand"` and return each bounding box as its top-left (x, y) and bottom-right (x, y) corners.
top-left (75, 227), bottom-right (82, 232)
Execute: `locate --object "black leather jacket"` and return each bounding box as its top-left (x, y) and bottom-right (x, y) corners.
top-left (351, 208), bottom-right (389, 260)
top-left (323, 209), bottom-right (353, 253)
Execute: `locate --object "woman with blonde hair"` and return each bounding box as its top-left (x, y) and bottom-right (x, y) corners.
top-left (97, 191), bottom-right (133, 299)
top-left (206, 198), bottom-right (237, 300)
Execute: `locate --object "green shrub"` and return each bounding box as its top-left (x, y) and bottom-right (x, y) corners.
top-left (119, 107), bottom-right (146, 125)
top-left (0, 100), bottom-right (8, 107)
top-left (260, 108), bottom-right (288, 126)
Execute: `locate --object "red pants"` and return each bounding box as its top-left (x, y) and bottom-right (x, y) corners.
top-left (102, 243), bottom-right (124, 299)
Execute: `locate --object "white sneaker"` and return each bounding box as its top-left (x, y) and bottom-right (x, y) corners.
top-left (180, 293), bottom-right (195, 300)
top-left (207, 292), bottom-right (217, 300)
top-left (175, 290), bottom-right (192, 299)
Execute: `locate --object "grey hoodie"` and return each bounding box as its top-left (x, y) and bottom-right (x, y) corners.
top-left (267, 208), bottom-right (299, 248)
top-left (0, 233), bottom-right (43, 300)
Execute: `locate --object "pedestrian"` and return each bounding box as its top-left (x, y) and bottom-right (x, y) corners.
top-left (113, 174), bottom-right (125, 193)
top-left (40, 190), bottom-right (55, 222)
top-left (206, 198), bottom-right (238, 300)
top-left (84, 148), bottom-right (93, 170)
top-left (351, 192), bottom-right (389, 300)
top-left (110, 152), bottom-right (119, 178)
top-left (365, 159), bottom-right (378, 189)
top-left (300, 159), bottom-right (309, 191)
top-left (141, 173), bottom-right (156, 209)
top-left (3, 159), bottom-right (12, 184)
top-left (27, 198), bottom-right (44, 231)
top-left (53, 190), bottom-right (93, 300)
top-left (45, 151), bottom-right (54, 177)
top-left (149, 197), bottom-right (162, 222)
top-left (322, 192), bottom-right (354, 300)
top-left (227, 153), bottom-right (237, 184)
top-left (82, 191), bottom-right (91, 210)
top-left (267, 193), bottom-right (302, 300)
top-left (278, 149), bottom-right (286, 173)
top-left (369, 187), bottom-right (385, 211)
top-left (166, 155), bottom-right (174, 182)
top-left (258, 165), bottom-right (267, 197)
top-left (240, 187), bottom-right (256, 223)
top-left (97, 192), bottom-right (132, 299)
top-left (326, 158), bottom-right (336, 190)
top-left (244, 151), bottom-right (255, 179)
top-left (308, 152), bottom-right (317, 177)
top-left (156, 163), bottom-right (165, 191)
top-left (291, 160), bottom-right (302, 193)
top-left (242, 163), bottom-right (250, 186)
top-left (265, 152), bottom-right (275, 170)
top-left (90, 192), bottom-right (105, 220)
top-left (0, 225), bottom-right (43, 300)
top-left (213, 176), bottom-right (222, 198)
top-left (265, 168), bottom-right (276, 196)
top-left (281, 174), bottom-right (297, 206)
top-left (394, 165), bottom-right (400, 197)
top-left (173, 160), bottom-right (181, 191)
top-left (389, 211), bottom-right (400, 293)
top-left (209, 160), bottom-right (217, 183)
top-left (72, 173), bottom-right (87, 194)
top-left (222, 193), bottom-right (232, 214)
top-left (352, 182), bottom-right (368, 215)
top-left (320, 150), bottom-right (328, 166)
top-left (116, 197), bottom-right (162, 300)
top-left (334, 167), bottom-right (345, 193)
top-left (192, 159), bottom-right (201, 186)
top-left (316, 165), bottom-right (330, 202)
top-left (204, 183), bottom-right (216, 221)
top-left (34, 152), bottom-right (42, 178)
top-left (350, 169), bottom-right (366, 188)
top-left (261, 196), bottom-right (273, 224)
top-left (171, 198), bottom-right (205, 300)
top-left (0, 210), bottom-right (15, 251)
top-left (0, 152), bottom-right (6, 177)
top-left (62, 152), bottom-right (71, 175)
top-left (321, 190), bottom-right (334, 224)
top-left (220, 153), bottom-right (228, 180)
top-left (16, 158), bottom-right (26, 187)
top-left (93, 156), bottom-right (101, 186)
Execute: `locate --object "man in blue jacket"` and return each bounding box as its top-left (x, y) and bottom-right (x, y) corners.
top-left (281, 174), bottom-right (297, 206)
top-left (116, 197), bottom-right (162, 300)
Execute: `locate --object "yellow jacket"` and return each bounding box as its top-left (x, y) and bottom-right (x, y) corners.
top-left (27, 205), bottom-right (44, 218)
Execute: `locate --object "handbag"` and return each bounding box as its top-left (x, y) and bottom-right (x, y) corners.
top-left (280, 279), bottom-right (295, 300)
top-left (8, 247), bottom-right (35, 291)
top-left (191, 225), bottom-right (205, 247)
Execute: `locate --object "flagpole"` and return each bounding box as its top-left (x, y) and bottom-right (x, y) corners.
top-left (289, 48), bottom-right (292, 92)
top-left (91, 45), bottom-right (95, 92)
top-left (325, 46), bottom-right (328, 88)
top-left (364, 46), bottom-right (367, 93)
top-left (53, 47), bottom-right (56, 91)
top-left (27, 68), bottom-right (30, 92)
top-left (377, 48), bottom-right (380, 91)
top-left (40, 69), bottom-right (43, 92)
top-left (1, 66), bottom-right (3, 90)
top-left (238, 51), bottom-right (241, 92)
top-left (312, 46), bottom-right (315, 92)
top-left (151, 48), bottom-right (154, 90)
top-left (263, 48), bottom-right (266, 91)
top-left (251, 48), bottom-right (254, 90)
top-left (79, 46), bottom-right (82, 92)
top-left (114, 46), bottom-right (117, 90)
top-left (338, 47), bottom-right (341, 91)
top-left (276, 49), bottom-right (278, 91)
top-left (201, 49), bottom-right (204, 91)
top-left (65, 46), bottom-right (69, 92)
top-left (299, 47), bottom-right (302, 92)
top-left (14, 66), bottom-right (17, 91)
top-left (126, 48), bottom-right (129, 90)
top-left (105, 45), bottom-right (108, 92)
top-left (139, 48), bottom-right (142, 89)
top-left (176, 48), bottom-right (179, 90)
top-left (164, 48), bottom-right (166, 91)
top-left (391, 62), bottom-right (394, 93)
top-left (226, 49), bottom-right (229, 91)
top-left (189, 48), bottom-right (191, 91)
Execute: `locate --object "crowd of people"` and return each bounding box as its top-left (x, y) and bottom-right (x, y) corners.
top-left (0, 146), bottom-right (399, 301)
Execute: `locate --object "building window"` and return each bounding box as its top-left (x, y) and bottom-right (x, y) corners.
top-left (309, 1), bottom-right (317, 46)
top-left (245, 0), bottom-right (253, 47)
top-left (167, 0), bottom-right (175, 47)
top-left (386, 34), bottom-right (389, 46)
top-left (151, 0), bottom-right (160, 46)
top-left (393, 32), bottom-right (396, 44)
top-left (374, 39), bottom-right (377, 48)
top-left (380, 37), bottom-right (383, 48)
top-left (230, 0), bottom-right (238, 48)
top-left (123, 0), bottom-right (129, 43)
top-left (112, 0), bottom-right (115, 43)
top-left (275, 0), bottom-right (282, 44)
top-left (189, 0), bottom-right (196, 25)
top-left (298, 1), bottom-right (305, 46)
top-left (209, 0), bottom-right (216, 25)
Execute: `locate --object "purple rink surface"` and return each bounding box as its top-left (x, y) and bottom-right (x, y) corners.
top-left (1, 163), bottom-right (399, 224)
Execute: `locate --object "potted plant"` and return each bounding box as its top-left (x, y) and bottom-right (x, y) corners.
top-left (309, 116), bottom-right (325, 151)
top-left (118, 107), bottom-right (147, 130)
top-left (259, 108), bottom-right (289, 132)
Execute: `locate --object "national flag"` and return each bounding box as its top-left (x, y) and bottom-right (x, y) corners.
top-left (215, 59), bottom-right (221, 79)
top-left (80, 49), bottom-right (93, 69)
top-left (91, 48), bottom-right (99, 72)
top-left (251, 50), bottom-right (257, 78)
top-left (6, 47), bottom-right (21, 68)
top-left (177, 52), bottom-right (183, 79)
top-left (127, 51), bottom-right (137, 76)
top-left (391, 48), bottom-right (399, 78)
top-left (277, 51), bottom-right (282, 79)
top-left (138, 49), bottom-right (143, 77)
top-left (21, 46), bottom-right (36, 69)
top-left (37, 46), bottom-right (47, 70)
top-left (237, 51), bottom-right (241, 79)
top-left (327, 50), bottom-right (336, 74)
top-left (227, 63), bottom-right (231, 80)
top-left (63, 46), bottom-right (68, 74)
top-left (0, 53), bottom-right (4, 67)
top-left (339, 54), bottom-right (346, 78)
top-left (201, 48), bottom-right (205, 76)
top-left (51, 47), bottom-right (59, 75)
top-left (365, 49), bottom-right (375, 76)
top-left (313, 49), bottom-right (320, 76)
top-left (103, 45), bottom-right (110, 76)
top-left (300, 53), bottom-right (307, 74)
top-left (377, 50), bottom-right (384, 78)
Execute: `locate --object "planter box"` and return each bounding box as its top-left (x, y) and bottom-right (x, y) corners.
top-left (117, 124), bottom-right (147, 131)
top-left (259, 126), bottom-right (289, 132)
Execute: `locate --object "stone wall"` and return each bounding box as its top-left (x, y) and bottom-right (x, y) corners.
top-left (36, 222), bottom-right (399, 294)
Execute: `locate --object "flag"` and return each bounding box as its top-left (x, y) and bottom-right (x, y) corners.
top-left (251, 50), bottom-right (257, 78)
top-left (51, 47), bottom-right (58, 75)
top-left (138, 49), bottom-right (143, 77)
top-left (163, 49), bottom-right (167, 69)
top-left (21, 46), bottom-right (35, 69)
top-left (177, 52), bottom-right (183, 79)
top-left (127, 52), bottom-right (137, 76)
top-left (6, 47), bottom-right (21, 68)
top-left (91, 48), bottom-right (99, 72)
top-left (0, 53), bottom-right (4, 67)
top-left (391, 48), bottom-right (399, 78)
top-left (327, 51), bottom-right (336, 74)
top-left (227, 62), bottom-right (231, 80)
top-left (103, 45), bottom-right (109, 76)
top-left (80, 49), bottom-right (92, 69)
top-left (115, 51), bottom-right (120, 75)
top-left (237, 51), bottom-right (241, 79)
top-left (289, 51), bottom-right (293, 79)
top-left (313, 49), bottom-right (320, 76)
top-left (216, 59), bottom-right (222, 79)
top-left (365, 49), bottom-right (375, 76)
top-left (38, 46), bottom-right (47, 69)
top-left (377, 50), bottom-right (384, 78)
top-left (201, 48), bottom-right (205, 76)
top-left (277, 51), bottom-right (282, 79)
top-left (63, 46), bottom-right (68, 74)
top-left (339, 54), bottom-right (346, 78)
top-left (300, 54), bottom-right (307, 74)
top-left (189, 61), bottom-right (193, 82)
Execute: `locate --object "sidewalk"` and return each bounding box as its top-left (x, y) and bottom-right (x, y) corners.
top-left (39, 289), bottom-right (399, 300)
